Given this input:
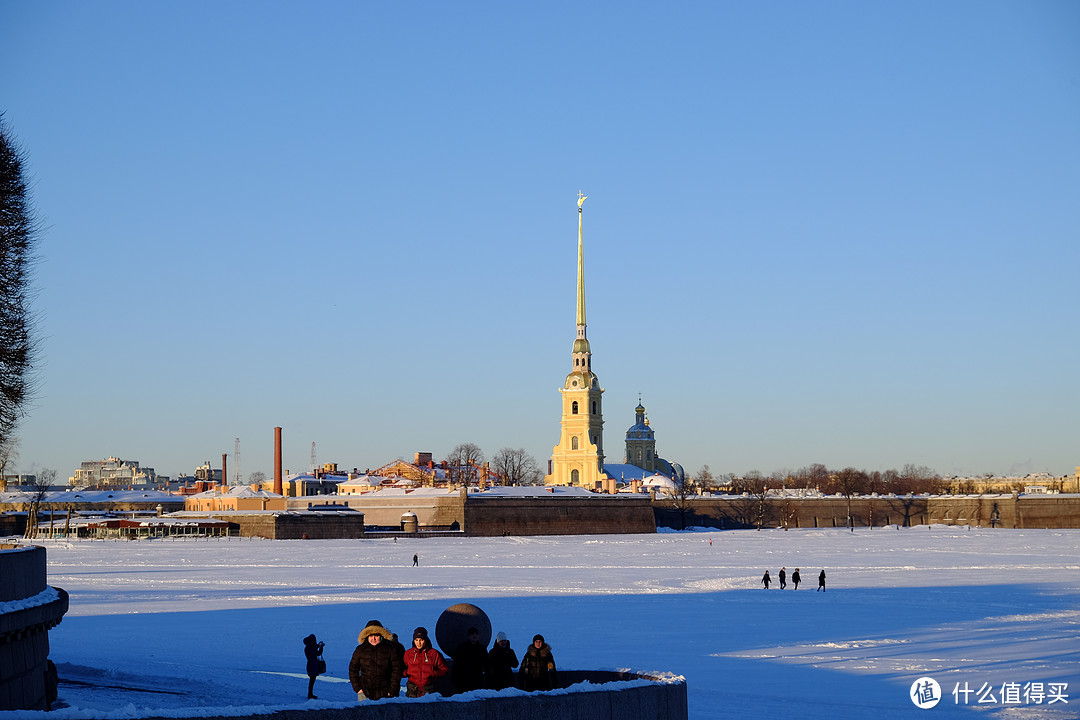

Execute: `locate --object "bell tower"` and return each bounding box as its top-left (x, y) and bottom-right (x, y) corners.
top-left (546, 193), bottom-right (608, 488)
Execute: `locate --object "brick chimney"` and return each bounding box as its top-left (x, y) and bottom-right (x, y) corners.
top-left (274, 427), bottom-right (283, 495)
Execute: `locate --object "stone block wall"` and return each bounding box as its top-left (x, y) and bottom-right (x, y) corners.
top-left (654, 495), bottom-right (1080, 530)
top-left (464, 496), bottom-right (656, 536)
top-left (205, 512), bottom-right (367, 539)
top-left (0, 544), bottom-right (68, 711)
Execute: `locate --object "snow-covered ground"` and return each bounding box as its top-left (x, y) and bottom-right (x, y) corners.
top-left (4, 526), bottom-right (1079, 719)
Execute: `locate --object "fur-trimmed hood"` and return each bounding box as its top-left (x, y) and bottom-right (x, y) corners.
top-left (358, 622), bottom-right (394, 644)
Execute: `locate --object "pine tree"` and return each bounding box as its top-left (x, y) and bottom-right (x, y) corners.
top-left (0, 116), bottom-right (39, 448)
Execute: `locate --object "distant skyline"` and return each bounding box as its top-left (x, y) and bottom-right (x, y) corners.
top-left (2, 2), bottom-right (1077, 482)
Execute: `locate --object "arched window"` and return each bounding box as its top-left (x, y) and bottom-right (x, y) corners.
top-left (591, 401), bottom-right (597, 414)
top-left (571, 436), bottom-right (579, 450)
top-left (571, 469), bottom-right (580, 485)
top-left (571, 401), bottom-right (579, 414)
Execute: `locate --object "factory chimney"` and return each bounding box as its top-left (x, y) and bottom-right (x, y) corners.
top-left (274, 427), bottom-right (283, 495)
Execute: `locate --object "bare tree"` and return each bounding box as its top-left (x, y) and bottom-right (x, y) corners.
top-left (694, 465), bottom-right (715, 493)
top-left (446, 442), bottom-right (485, 485)
top-left (730, 471), bottom-right (773, 530)
top-left (248, 471), bottom-right (267, 487)
top-left (491, 447), bottom-right (541, 486)
top-left (0, 435), bottom-right (17, 491)
top-left (834, 467), bottom-right (868, 530)
top-left (24, 467), bottom-right (55, 539)
top-left (0, 117), bottom-right (40, 450)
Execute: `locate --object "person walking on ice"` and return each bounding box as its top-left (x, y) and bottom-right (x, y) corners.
top-left (792, 568), bottom-right (801, 589)
top-left (817, 569), bottom-right (826, 591)
top-left (779, 567), bottom-right (787, 589)
top-left (761, 570), bottom-right (771, 589)
top-left (412, 554), bottom-right (418, 567)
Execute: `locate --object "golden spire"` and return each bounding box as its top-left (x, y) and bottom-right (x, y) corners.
top-left (576, 192), bottom-right (587, 327)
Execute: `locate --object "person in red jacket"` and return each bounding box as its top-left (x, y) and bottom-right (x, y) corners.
top-left (403, 626), bottom-right (448, 697)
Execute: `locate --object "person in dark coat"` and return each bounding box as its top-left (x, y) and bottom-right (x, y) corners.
top-left (792, 568), bottom-right (801, 589)
top-left (818, 569), bottom-right (826, 591)
top-left (778, 567), bottom-right (787, 589)
top-left (303, 633), bottom-right (324, 699)
top-left (761, 570), bottom-right (771, 589)
top-left (349, 620), bottom-right (404, 701)
top-left (451, 626), bottom-right (488, 693)
top-left (487, 631), bottom-right (518, 690)
top-left (389, 632), bottom-right (407, 692)
top-left (403, 626), bottom-right (448, 697)
top-left (519, 634), bottom-right (557, 691)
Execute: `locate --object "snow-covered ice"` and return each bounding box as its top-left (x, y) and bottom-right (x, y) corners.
top-left (3, 526), bottom-right (1078, 719)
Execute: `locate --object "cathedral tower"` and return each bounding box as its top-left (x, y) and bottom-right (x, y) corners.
top-left (545, 193), bottom-right (608, 488)
top-left (624, 400), bottom-right (658, 472)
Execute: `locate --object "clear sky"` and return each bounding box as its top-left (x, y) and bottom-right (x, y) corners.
top-left (2, 1), bottom-right (1078, 482)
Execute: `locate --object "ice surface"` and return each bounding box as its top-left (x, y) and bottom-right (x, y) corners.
top-left (3, 526), bottom-right (1078, 719)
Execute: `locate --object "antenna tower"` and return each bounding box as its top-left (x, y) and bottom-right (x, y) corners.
top-left (234, 438), bottom-right (242, 486)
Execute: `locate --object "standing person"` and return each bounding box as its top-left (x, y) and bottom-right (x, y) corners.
top-left (779, 567), bottom-right (787, 589)
top-left (451, 626), bottom-right (488, 693)
top-left (761, 570), bottom-right (771, 589)
top-left (412, 553), bottom-right (419, 567)
top-left (487, 632), bottom-right (518, 690)
top-left (303, 634), bottom-right (324, 700)
top-left (403, 627), bottom-right (448, 697)
top-left (519, 634), bottom-right (557, 691)
top-left (818, 569), bottom-right (826, 592)
top-left (389, 632), bottom-right (406, 694)
top-left (792, 568), bottom-right (801, 590)
top-left (348, 620), bottom-right (404, 701)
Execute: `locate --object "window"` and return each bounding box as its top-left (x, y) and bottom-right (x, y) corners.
top-left (571, 469), bottom-right (579, 484)
top-left (572, 436), bottom-right (579, 450)
top-left (591, 401), bottom-right (597, 414)
top-left (571, 401), bottom-right (579, 414)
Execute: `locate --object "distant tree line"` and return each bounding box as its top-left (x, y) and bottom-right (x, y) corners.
top-left (690, 462), bottom-right (944, 497)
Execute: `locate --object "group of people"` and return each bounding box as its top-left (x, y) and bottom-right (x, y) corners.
top-left (305, 621), bottom-right (558, 701)
top-left (760, 567), bottom-right (826, 591)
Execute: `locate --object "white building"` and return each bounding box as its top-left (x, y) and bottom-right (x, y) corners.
top-left (71, 457), bottom-right (158, 488)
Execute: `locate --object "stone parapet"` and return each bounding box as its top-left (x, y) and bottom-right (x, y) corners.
top-left (79, 672), bottom-right (686, 720)
top-left (0, 544), bottom-right (68, 711)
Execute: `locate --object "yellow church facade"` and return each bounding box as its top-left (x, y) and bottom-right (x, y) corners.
top-left (545, 194), bottom-right (613, 492)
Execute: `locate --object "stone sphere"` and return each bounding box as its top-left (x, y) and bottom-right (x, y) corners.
top-left (435, 603), bottom-right (491, 658)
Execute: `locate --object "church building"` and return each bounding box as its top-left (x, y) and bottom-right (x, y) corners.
top-left (544, 194), bottom-right (680, 492)
top-left (545, 194), bottom-right (611, 490)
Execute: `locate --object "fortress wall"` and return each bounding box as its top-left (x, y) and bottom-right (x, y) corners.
top-left (205, 513), bottom-right (367, 539)
top-left (1014, 496), bottom-right (1080, 529)
top-left (654, 495), bottom-right (1080, 530)
top-left (289, 496), bottom-right (465, 531)
top-left (464, 496), bottom-right (656, 536)
top-left (0, 544), bottom-right (68, 711)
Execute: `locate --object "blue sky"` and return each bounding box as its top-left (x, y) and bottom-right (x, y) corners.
top-left (2, 1), bottom-right (1078, 482)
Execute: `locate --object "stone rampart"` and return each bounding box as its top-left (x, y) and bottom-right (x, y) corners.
top-left (0, 543), bottom-right (68, 711)
top-left (654, 494), bottom-right (1080, 530)
top-left (198, 512), bottom-right (367, 539)
top-left (464, 495), bottom-right (656, 536)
